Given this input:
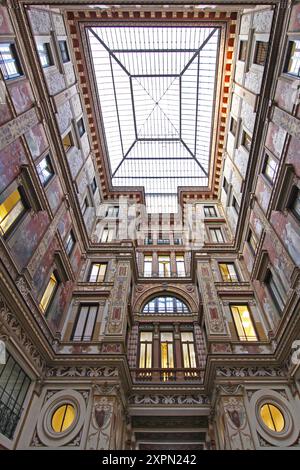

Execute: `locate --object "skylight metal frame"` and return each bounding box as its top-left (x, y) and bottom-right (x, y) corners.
top-left (86, 23), bottom-right (223, 212)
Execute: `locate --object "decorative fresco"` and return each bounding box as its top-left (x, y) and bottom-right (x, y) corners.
top-left (274, 79), bottom-right (298, 114)
top-left (249, 208), bottom-right (264, 240)
top-left (46, 176), bottom-right (64, 214)
top-left (67, 146), bottom-right (84, 179)
top-left (253, 279), bottom-right (279, 330)
top-left (52, 13), bottom-right (66, 36)
top-left (57, 209), bottom-right (72, 240)
top-left (217, 396), bottom-right (254, 449)
top-left (0, 101), bottom-right (13, 127)
top-left (32, 237), bottom-right (58, 293)
top-left (255, 176), bottom-right (271, 214)
top-left (270, 211), bottom-right (300, 267)
top-left (10, 80), bottom-right (35, 115)
top-left (0, 107), bottom-right (39, 151)
top-left (56, 100), bottom-right (73, 134)
top-left (0, 138), bottom-right (27, 193)
top-left (243, 243), bottom-right (254, 275)
top-left (288, 2), bottom-right (300, 31)
top-left (0, 6), bottom-right (13, 34)
top-left (47, 280), bottom-right (73, 332)
top-left (11, 211), bottom-right (50, 268)
top-left (25, 123), bottom-right (49, 160)
top-left (106, 261), bottom-right (131, 335)
top-left (263, 230), bottom-right (293, 291)
top-left (70, 244), bottom-right (82, 276)
top-left (27, 9), bottom-right (51, 35)
top-left (265, 121), bottom-right (286, 158)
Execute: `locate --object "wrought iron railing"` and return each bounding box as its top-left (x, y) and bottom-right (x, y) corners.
top-left (131, 368), bottom-right (203, 383)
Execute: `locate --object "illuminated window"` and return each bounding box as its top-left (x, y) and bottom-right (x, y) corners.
top-left (77, 118), bottom-right (85, 137)
top-left (101, 227), bottom-right (114, 242)
top-left (139, 332), bottom-right (153, 368)
top-left (143, 296), bottom-right (189, 314)
top-left (181, 332), bottom-right (196, 368)
top-left (242, 130), bottom-right (252, 152)
top-left (289, 186), bottom-right (300, 222)
top-left (262, 153), bottom-right (278, 185)
top-left (65, 230), bottom-right (75, 256)
top-left (230, 305), bottom-right (257, 341)
top-left (209, 227), bottom-right (224, 243)
top-left (247, 229), bottom-right (258, 254)
top-left (254, 41), bottom-right (268, 66)
top-left (62, 132), bottom-right (73, 152)
top-left (230, 117), bottom-right (237, 136)
top-left (51, 404), bottom-right (75, 433)
top-left (37, 42), bottom-right (53, 68)
top-left (72, 304), bottom-right (98, 341)
top-left (266, 271), bottom-right (285, 314)
top-left (106, 206), bottom-right (119, 217)
top-left (39, 272), bottom-right (58, 314)
top-left (176, 254), bottom-right (185, 277)
top-left (36, 154), bottom-right (54, 186)
top-left (143, 255), bottom-right (152, 277)
top-left (158, 255), bottom-right (171, 277)
top-left (284, 39), bottom-right (300, 77)
top-left (260, 403), bottom-right (285, 432)
top-left (160, 332), bottom-right (174, 369)
top-left (238, 40), bottom-right (247, 61)
top-left (0, 42), bottom-right (23, 80)
top-left (0, 352), bottom-right (31, 439)
top-left (219, 263), bottom-right (239, 282)
top-left (0, 188), bottom-right (26, 236)
top-left (89, 263), bottom-right (107, 282)
top-left (58, 40), bottom-right (70, 63)
top-left (204, 206), bottom-right (217, 217)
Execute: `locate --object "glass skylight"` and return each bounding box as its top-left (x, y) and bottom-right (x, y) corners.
top-left (88, 26), bottom-right (220, 213)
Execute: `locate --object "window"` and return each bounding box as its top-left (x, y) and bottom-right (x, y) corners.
top-left (238, 40), bottom-right (248, 61)
top-left (101, 227), bottom-right (114, 242)
top-left (91, 177), bottom-right (97, 194)
top-left (58, 40), bottom-right (70, 63)
top-left (219, 263), bottom-right (239, 282)
top-left (39, 272), bottom-right (59, 314)
top-left (77, 118), bottom-right (85, 137)
top-left (254, 41), bottom-right (268, 66)
top-left (72, 304), bottom-right (98, 341)
top-left (36, 154), bottom-right (54, 186)
top-left (52, 404), bottom-right (75, 433)
top-left (230, 117), bottom-right (237, 136)
top-left (242, 130), bottom-right (252, 152)
top-left (247, 229), bottom-right (258, 254)
top-left (284, 39), bottom-right (300, 77)
top-left (65, 230), bottom-right (75, 256)
top-left (62, 132), bottom-right (73, 152)
top-left (232, 196), bottom-right (240, 214)
top-left (106, 206), bottom-right (119, 217)
top-left (81, 197), bottom-right (88, 216)
top-left (157, 238), bottom-right (170, 245)
top-left (158, 255), bottom-right (171, 277)
top-left (176, 254), bottom-right (185, 277)
top-left (139, 332), bottom-right (153, 368)
top-left (0, 351), bottom-right (31, 439)
top-left (262, 153), bottom-right (278, 185)
top-left (143, 255), bottom-right (152, 277)
top-left (0, 188), bottom-right (27, 236)
top-left (144, 237), bottom-right (153, 245)
top-left (289, 187), bottom-right (300, 221)
top-left (223, 177), bottom-right (229, 194)
top-left (37, 42), bottom-right (53, 68)
top-left (174, 238), bottom-right (183, 245)
top-left (209, 227), bottom-right (224, 243)
top-left (260, 403), bottom-right (285, 432)
top-left (0, 42), bottom-right (23, 80)
top-left (160, 332), bottom-right (174, 369)
top-left (89, 263), bottom-right (107, 282)
top-left (230, 305), bottom-right (257, 341)
top-left (143, 296), bottom-right (189, 314)
top-left (181, 332), bottom-right (197, 368)
top-left (266, 271), bottom-right (285, 314)
top-left (204, 205), bottom-right (217, 217)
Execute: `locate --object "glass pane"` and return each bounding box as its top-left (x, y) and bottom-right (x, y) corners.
top-left (0, 189), bottom-right (25, 235)
top-left (260, 404), bottom-right (285, 432)
top-left (39, 273), bottom-right (57, 313)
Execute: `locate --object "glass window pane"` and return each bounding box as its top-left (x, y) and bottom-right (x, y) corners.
top-left (39, 272), bottom-right (58, 313)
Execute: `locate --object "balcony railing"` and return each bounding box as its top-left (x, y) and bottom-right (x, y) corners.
top-left (131, 368), bottom-right (203, 383)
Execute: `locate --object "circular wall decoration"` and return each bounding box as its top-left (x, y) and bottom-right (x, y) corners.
top-left (36, 389), bottom-right (87, 447)
top-left (51, 403), bottom-right (76, 433)
top-left (259, 403), bottom-right (285, 433)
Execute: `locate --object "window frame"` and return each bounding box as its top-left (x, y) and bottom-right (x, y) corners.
top-left (209, 226), bottom-right (225, 243)
top-left (71, 303), bottom-right (99, 342)
top-left (0, 185), bottom-right (28, 238)
top-left (219, 262), bottom-right (239, 282)
top-left (247, 229), bottom-right (258, 255)
top-left (36, 153), bottom-right (54, 187)
top-left (39, 270), bottom-right (59, 315)
top-left (175, 254), bottom-right (186, 277)
top-left (160, 331), bottom-right (175, 369)
top-left (158, 254), bottom-right (171, 277)
top-left (238, 39), bottom-right (248, 62)
top-left (77, 118), bottom-right (85, 138)
top-left (138, 331), bottom-right (153, 369)
top-left (65, 230), bottom-right (76, 256)
top-left (58, 40), bottom-right (70, 64)
top-left (0, 41), bottom-right (24, 81)
top-left (62, 130), bottom-right (74, 153)
top-left (230, 304), bottom-right (258, 342)
top-left (283, 35), bottom-right (300, 78)
top-left (180, 332), bottom-right (197, 369)
top-left (253, 40), bottom-right (269, 66)
top-left (241, 129), bottom-right (252, 153)
top-left (88, 262), bottom-right (108, 283)
top-left (36, 40), bottom-right (54, 69)
top-left (204, 205), bottom-right (217, 217)
top-left (262, 151), bottom-right (278, 186)
top-left (265, 269), bottom-right (286, 316)
top-left (143, 254), bottom-right (153, 277)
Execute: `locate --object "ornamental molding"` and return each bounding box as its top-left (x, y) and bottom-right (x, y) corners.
top-left (0, 295), bottom-right (46, 374)
top-left (216, 366), bottom-right (287, 378)
top-left (128, 394), bottom-right (210, 406)
top-left (45, 366), bottom-right (119, 378)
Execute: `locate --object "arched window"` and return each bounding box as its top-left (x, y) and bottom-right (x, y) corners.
top-left (142, 296), bottom-right (190, 314)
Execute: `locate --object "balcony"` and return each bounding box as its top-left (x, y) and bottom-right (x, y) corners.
top-left (131, 368), bottom-right (204, 383)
